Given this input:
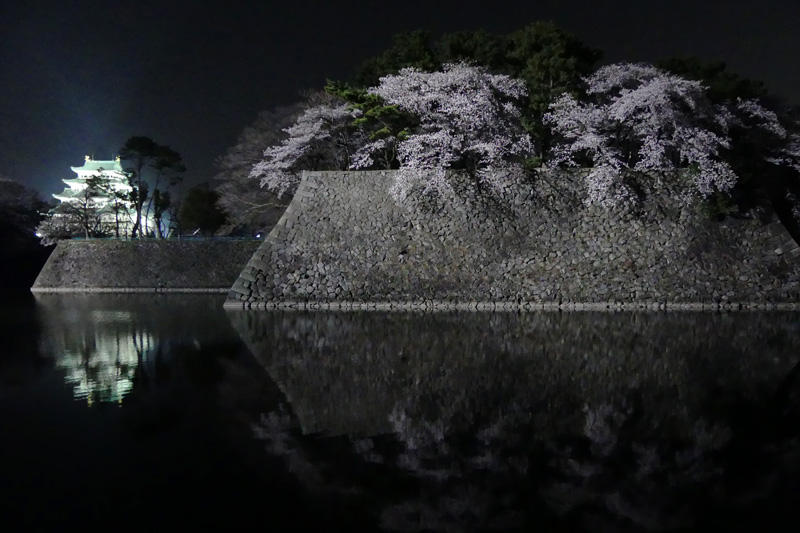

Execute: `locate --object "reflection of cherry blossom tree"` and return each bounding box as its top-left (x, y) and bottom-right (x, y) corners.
top-left (382, 397), bottom-right (744, 532)
top-left (236, 310), bottom-right (800, 531)
top-left (543, 402), bottom-right (734, 530)
top-left (380, 400), bottom-right (535, 531)
top-left (252, 407), bottom-right (328, 487)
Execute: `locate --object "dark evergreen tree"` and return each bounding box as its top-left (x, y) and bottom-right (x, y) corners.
top-left (119, 136), bottom-right (185, 238)
top-left (178, 184), bottom-right (227, 236)
top-left (0, 176), bottom-right (52, 288)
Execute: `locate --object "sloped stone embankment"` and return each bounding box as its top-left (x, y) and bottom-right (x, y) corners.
top-left (226, 170), bottom-right (800, 308)
top-left (32, 239), bottom-right (260, 292)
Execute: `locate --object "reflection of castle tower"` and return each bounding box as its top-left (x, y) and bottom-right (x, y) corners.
top-left (54, 316), bottom-right (154, 405)
top-left (52, 155), bottom-right (145, 238)
top-left (35, 297), bottom-right (157, 405)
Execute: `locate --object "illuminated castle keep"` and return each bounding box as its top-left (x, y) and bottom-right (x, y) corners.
top-left (52, 155), bottom-right (139, 237)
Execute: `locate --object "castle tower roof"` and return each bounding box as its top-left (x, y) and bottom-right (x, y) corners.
top-left (70, 155), bottom-right (124, 174)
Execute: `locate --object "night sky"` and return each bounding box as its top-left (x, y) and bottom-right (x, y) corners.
top-left (2, 0), bottom-right (798, 198)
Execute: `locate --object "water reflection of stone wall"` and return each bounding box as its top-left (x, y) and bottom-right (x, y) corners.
top-left (234, 310), bottom-right (800, 531)
top-left (230, 310), bottom-right (800, 438)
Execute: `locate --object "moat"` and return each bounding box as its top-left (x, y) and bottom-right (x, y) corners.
top-left (2, 293), bottom-right (799, 531)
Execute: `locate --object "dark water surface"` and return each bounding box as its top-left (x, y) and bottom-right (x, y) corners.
top-left (2, 293), bottom-right (799, 531)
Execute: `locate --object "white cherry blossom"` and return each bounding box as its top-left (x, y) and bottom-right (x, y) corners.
top-left (545, 63), bottom-right (737, 206)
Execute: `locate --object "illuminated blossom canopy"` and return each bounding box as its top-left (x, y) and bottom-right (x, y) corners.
top-left (251, 61), bottom-right (798, 214)
top-left (353, 63), bottom-right (534, 204)
top-left (249, 100), bottom-right (363, 198)
top-left (251, 63), bottom-right (533, 207)
top-left (544, 63), bottom-right (738, 207)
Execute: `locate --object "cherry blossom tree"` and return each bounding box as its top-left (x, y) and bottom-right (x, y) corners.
top-left (251, 63), bottom-right (534, 209)
top-left (249, 93), bottom-right (364, 199)
top-left (352, 63), bottom-right (534, 205)
top-left (214, 103), bottom-right (303, 235)
top-left (732, 98), bottom-right (800, 174)
top-left (726, 98), bottom-right (800, 237)
top-left (544, 63), bottom-right (737, 207)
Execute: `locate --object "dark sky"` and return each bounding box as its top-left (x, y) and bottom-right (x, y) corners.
top-left (2, 0), bottom-right (799, 198)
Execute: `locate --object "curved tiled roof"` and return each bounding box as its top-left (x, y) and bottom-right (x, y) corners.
top-left (70, 159), bottom-right (125, 173)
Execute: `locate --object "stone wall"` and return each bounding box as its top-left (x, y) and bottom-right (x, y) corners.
top-left (226, 170), bottom-right (800, 308)
top-left (32, 239), bottom-right (260, 292)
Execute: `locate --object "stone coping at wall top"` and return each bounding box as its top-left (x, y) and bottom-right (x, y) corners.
top-left (32, 287), bottom-right (229, 293)
top-left (56, 238), bottom-right (261, 243)
top-left (223, 300), bottom-right (800, 312)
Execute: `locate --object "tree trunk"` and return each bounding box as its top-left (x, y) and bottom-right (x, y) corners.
top-left (144, 175), bottom-right (161, 238)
